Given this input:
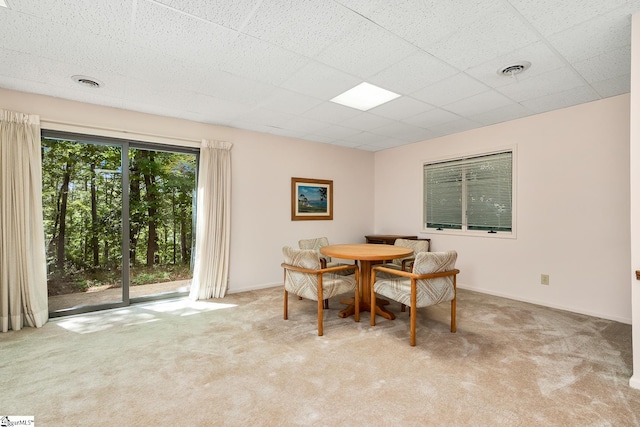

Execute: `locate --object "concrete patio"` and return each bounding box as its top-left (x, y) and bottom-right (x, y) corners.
top-left (48, 279), bottom-right (191, 312)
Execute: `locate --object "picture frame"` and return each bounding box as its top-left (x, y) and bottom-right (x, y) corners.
top-left (291, 177), bottom-right (333, 221)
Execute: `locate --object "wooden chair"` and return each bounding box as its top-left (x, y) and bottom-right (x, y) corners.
top-left (282, 246), bottom-right (360, 336)
top-left (298, 237), bottom-right (335, 269)
top-left (371, 250), bottom-right (459, 346)
top-left (375, 238), bottom-right (431, 312)
top-left (298, 237), bottom-right (353, 308)
top-left (377, 238), bottom-right (431, 273)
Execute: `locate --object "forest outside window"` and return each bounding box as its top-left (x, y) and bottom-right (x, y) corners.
top-left (423, 150), bottom-right (514, 235)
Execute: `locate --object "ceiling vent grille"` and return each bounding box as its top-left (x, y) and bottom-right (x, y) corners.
top-left (72, 75), bottom-right (103, 88)
top-left (497, 61), bottom-right (531, 77)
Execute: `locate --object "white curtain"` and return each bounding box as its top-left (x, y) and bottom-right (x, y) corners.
top-left (189, 139), bottom-right (232, 300)
top-left (0, 110), bottom-right (48, 332)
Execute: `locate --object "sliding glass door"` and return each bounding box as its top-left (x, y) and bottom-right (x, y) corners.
top-left (42, 131), bottom-right (198, 316)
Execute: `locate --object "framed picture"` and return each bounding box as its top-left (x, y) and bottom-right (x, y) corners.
top-left (291, 177), bottom-right (333, 221)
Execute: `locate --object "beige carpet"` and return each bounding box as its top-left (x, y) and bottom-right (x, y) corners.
top-left (1, 287), bottom-right (639, 426)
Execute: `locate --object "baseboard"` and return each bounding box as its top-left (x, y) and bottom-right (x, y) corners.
top-left (630, 375), bottom-right (640, 390)
top-left (457, 284), bottom-right (632, 325)
top-left (227, 282), bottom-right (281, 294)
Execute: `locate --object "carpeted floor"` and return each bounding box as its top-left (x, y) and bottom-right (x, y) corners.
top-left (1, 287), bottom-right (639, 426)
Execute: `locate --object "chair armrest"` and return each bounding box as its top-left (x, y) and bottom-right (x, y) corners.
top-left (373, 265), bottom-right (459, 280)
top-left (401, 258), bottom-right (415, 271)
top-left (281, 263), bottom-right (358, 275)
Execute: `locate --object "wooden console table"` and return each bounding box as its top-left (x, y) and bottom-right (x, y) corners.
top-left (365, 234), bottom-right (417, 245)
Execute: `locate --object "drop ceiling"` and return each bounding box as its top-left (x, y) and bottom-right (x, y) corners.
top-left (0, 0), bottom-right (638, 151)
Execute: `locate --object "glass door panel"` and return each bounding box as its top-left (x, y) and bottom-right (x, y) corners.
top-left (127, 147), bottom-right (196, 300)
top-left (42, 137), bottom-right (124, 312)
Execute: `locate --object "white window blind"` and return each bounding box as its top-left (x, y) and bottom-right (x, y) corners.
top-left (424, 151), bottom-right (513, 233)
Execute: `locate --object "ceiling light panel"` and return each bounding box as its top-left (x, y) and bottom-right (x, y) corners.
top-left (330, 82), bottom-right (401, 111)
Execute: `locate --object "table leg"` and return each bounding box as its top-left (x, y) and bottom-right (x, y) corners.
top-left (337, 260), bottom-right (396, 320)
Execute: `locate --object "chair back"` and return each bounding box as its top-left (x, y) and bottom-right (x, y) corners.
top-left (298, 237), bottom-right (331, 263)
top-left (282, 246), bottom-right (321, 293)
top-left (392, 238), bottom-right (430, 267)
top-left (413, 250), bottom-right (457, 306)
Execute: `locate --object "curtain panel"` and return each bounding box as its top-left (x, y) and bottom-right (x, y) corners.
top-left (189, 139), bottom-right (232, 300)
top-left (0, 109), bottom-right (49, 332)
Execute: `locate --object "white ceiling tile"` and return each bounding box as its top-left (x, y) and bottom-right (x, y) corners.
top-left (0, 12), bottom-right (131, 76)
top-left (411, 73), bottom-right (488, 106)
top-left (428, 118), bottom-right (482, 136)
top-left (8, 0), bottom-right (134, 42)
top-left (402, 108), bottom-right (462, 128)
top-left (229, 107), bottom-right (294, 128)
top-left (227, 121), bottom-right (282, 136)
top-left (572, 46), bottom-right (631, 84)
top-left (152, 0), bottom-right (261, 31)
top-left (262, 127), bottom-right (309, 139)
top-left (121, 78), bottom-right (198, 113)
top-left (444, 91), bottom-right (515, 117)
top-left (203, 36), bottom-right (310, 86)
top-left (301, 101), bottom-right (362, 123)
top-left (242, 0), bottom-right (361, 57)
top-left (548, 11), bottom-right (633, 63)
top-left (125, 46), bottom-right (199, 89)
top-left (332, 139), bottom-right (369, 149)
top-left (428, 9), bottom-right (540, 69)
top-left (335, 0), bottom-right (501, 48)
top-left (342, 131), bottom-right (391, 145)
top-left (256, 89), bottom-right (323, 116)
top-left (198, 72), bottom-right (279, 105)
top-left (507, 0), bottom-right (633, 36)
top-left (469, 103), bottom-right (534, 126)
top-left (465, 42), bottom-right (566, 88)
top-left (301, 133), bottom-right (336, 144)
top-left (0, 48), bottom-right (124, 99)
top-left (311, 124), bottom-right (362, 139)
top-left (368, 51), bottom-right (458, 95)
top-left (316, 17), bottom-right (417, 79)
top-left (338, 113), bottom-right (397, 132)
top-left (280, 61), bottom-right (361, 100)
top-left (353, 144), bottom-right (382, 152)
top-left (368, 97), bottom-right (434, 121)
top-left (521, 85), bottom-right (600, 114)
top-left (368, 137), bottom-right (414, 149)
top-left (132, 1), bottom-right (238, 60)
top-left (182, 93), bottom-right (251, 125)
top-left (0, 74), bottom-right (127, 111)
top-left (370, 121), bottom-right (435, 142)
top-left (497, 66), bottom-right (586, 102)
top-left (279, 116), bottom-right (330, 134)
top-left (591, 74), bottom-right (630, 98)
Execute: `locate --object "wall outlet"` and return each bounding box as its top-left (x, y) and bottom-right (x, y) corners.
top-left (541, 274), bottom-right (550, 285)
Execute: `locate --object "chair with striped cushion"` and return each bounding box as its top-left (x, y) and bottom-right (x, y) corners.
top-left (282, 246), bottom-right (359, 336)
top-left (378, 238), bottom-right (431, 273)
top-left (371, 250), bottom-right (459, 346)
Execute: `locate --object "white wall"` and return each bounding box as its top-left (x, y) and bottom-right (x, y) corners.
top-left (374, 94), bottom-right (632, 324)
top-left (628, 13), bottom-right (640, 390)
top-left (0, 88), bottom-right (375, 294)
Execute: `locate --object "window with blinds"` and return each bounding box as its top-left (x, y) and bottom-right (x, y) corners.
top-left (424, 150), bottom-right (513, 233)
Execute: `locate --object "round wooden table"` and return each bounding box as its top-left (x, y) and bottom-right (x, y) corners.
top-left (320, 244), bottom-right (413, 320)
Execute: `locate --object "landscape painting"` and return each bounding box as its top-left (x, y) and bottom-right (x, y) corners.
top-left (291, 177), bottom-right (333, 221)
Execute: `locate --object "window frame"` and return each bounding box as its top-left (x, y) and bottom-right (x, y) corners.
top-left (422, 146), bottom-right (517, 239)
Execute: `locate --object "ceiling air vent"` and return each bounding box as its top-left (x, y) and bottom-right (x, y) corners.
top-left (497, 61), bottom-right (531, 77)
top-left (71, 75), bottom-right (103, 88)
